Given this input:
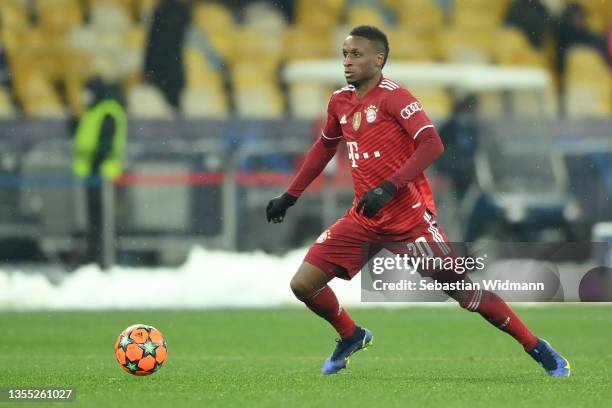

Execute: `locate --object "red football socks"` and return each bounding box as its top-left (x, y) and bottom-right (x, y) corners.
top-left (461, 289), bottom-right (538, 351)
top-left (304, 285), bottom-right (357, 339)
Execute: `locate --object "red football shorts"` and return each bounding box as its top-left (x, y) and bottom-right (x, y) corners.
top-left (304, 210), bottom-right (459, 281)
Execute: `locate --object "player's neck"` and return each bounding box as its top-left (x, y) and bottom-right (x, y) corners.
top-left (354, 73), bottom-right (382, 99)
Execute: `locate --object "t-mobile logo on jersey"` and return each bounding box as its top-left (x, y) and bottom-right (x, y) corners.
top-left (347, 141), bottom-right (381, 168)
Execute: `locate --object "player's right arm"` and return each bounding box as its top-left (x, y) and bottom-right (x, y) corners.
top-left (266, 98), bottom-right (342, 224)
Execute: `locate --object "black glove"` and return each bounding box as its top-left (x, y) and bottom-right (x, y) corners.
top-left (356, 180), bottom-right (397, 218)
top-left (266, 192), bottom-right (298, 223)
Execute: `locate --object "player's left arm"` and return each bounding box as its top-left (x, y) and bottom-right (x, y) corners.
top-left (357, 89), bottom-right (444, 218)
top-left (386, 90), bottom-right (444, 188)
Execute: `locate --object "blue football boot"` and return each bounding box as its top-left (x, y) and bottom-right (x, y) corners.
top-left (527, 338), bottom-right (570, 377)
top-left (322, 327), bottom-right (373, 375)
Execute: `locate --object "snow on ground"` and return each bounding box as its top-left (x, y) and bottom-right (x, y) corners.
top-left (0, 247), bottom-right (368, 310)
top-left (0, 246), bottom-right (600, 310)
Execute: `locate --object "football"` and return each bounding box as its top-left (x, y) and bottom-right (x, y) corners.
top-left (115, 324), bottom-right (167, 376)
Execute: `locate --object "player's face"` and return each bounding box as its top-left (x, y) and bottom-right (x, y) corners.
top-left (342, 36), bottom-right (384, 86)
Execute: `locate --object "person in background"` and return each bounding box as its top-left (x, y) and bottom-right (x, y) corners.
top-left (437, 93), bottom-right (480, 201)
top-left (0, 43), bottom-right (11, 89)
top-left (73, 78), bottom-right (127, 268)
top-left (504, 0), bottom-right (556, 49)
top-left (144, 0), bottom-right (191, 109)
top-left (556, 2), bottom-right (611, 74)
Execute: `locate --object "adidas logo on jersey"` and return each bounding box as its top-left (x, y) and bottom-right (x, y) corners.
top-left (340, 115), bottom-right (347, 124)
top-left (379, 79), bottom-right (399, 91)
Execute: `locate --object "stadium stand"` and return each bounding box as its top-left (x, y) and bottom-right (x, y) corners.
top-left (565, 45), bottom-right (612, 117)
top-left (0, 0), bottom-right (608, 118)
top-left (127, 83), bottom-right (174, 118)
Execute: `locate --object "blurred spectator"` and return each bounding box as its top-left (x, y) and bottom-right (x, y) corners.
top-left (144, 0), bottom-right (191, 109)
top-left (556, 2), bottom-right (611, 74)
top-left (74, 77), bottom-right (126, 268)
top-left (504, 0), bottom-right (556, 49)
top-left (225, 0), bottom-right (295, 22)
top-left (437, 93), bottom-right (480, 201)
top-left (0, 43), bottom-right (11, 88)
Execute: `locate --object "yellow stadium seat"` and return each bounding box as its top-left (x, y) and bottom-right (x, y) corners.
top-left (453, 0), bottom-right (508, 23)
top-left (477, 91), bottom-right (505, 118)
top-left (9, 28), bottom-right (67, 83)
top-left (440, 28), bottom-right (493, 63)
top-left (35, 0), bottom-right (82, 31)
top-left (63, 51), bottom-right (92, 116)
top-left (347, 7), bottom-right (386, 28)
top-left (387, 0), bottom-right (432, 13)
top-left (136, 0), bottom-right (157, 22)
top-left (453, 9), bottom-right (500, 31)
top-left (564, 46), bottom-right (611, 117)
top-left (181, 88), bottom-right (228, 119)
top-left (575, 0), bottom-right (611, 33)
top-left (206, 28), bottom-right (236, 61)
top-left (186, 69), bottom-right (225, 92)
top-left (184, 48), bottom-right (217, 78)
top-left (127, 84), bottom-right (174, 119)
top-left (16, 71), bottom-right (65, 118)
top-left (243, 1), bottom-right (287, 33)
top-left (193, 2), bottom-right (234, 34)
top-left (386, 28), bottom-right (438, 61)
top-left (288, 83), bottom-right (331, 119)
top-left (494, 27), bottom-right (548, 68)
top-left (117, 24), bottom-right (146, 80)
top-left (297, 8), bottom-right (339, 31)
top-left (1, 26), bottom-right (27, 56)
top-left (183, 48), bottom-right (226, 91)
top-left (511, 89), bottom-right (558, 117)
top-left (86, 0), bottom-right (135, 16)
top-left (0, 87), bottom-right (16, 118)
top-left (478, 89), bottom-right (557, 119)
top-left (295, 0), bottom-right (344, 30)
top-left (234, 83), bottom-right (284, 119)
top-left (89, 1), bottom-right (131, 32)
top-left (284, 27), bottom-right (333, 61)
top-left (228, 28), bottom-right (283, 66)
top-left (565, 84), bottom-right (611, 118)
top-left (230, 58), bottom-right (279, 87)
top-left (0, 0), bottom-right (30, 29)
top-left (124, 24), bottom-right (146, 50)
top-left (410, 87), bottom-right (451, 119)
top-left (394, 0), bottom-right (445, 35)
top-left (566, 46), bottom-right (610, 80)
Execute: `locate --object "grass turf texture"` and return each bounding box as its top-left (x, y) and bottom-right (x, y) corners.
top-left (0, 306), bottom-right (611, 407)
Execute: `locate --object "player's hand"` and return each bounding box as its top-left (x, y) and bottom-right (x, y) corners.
top-left (356, 181), bottom-right (397, 218)
top-left (266, 193), bottom-right (298, 223)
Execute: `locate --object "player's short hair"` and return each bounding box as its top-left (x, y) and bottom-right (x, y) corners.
top-left (349, 25), bottom-right (389, 68)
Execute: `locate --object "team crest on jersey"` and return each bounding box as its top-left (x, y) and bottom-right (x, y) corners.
top-left (352, 112), bottom-right (361, 130)
top-left (365, 105), bottom-right (377, 123)
top-left (316, 229), bottom-right (331, 243)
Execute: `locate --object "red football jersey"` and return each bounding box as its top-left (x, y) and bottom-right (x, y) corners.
top-left (322, 75), bottom-right (438, 235)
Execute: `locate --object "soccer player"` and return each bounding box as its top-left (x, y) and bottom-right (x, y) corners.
top-left (266, 26), bottom-right (570, 377)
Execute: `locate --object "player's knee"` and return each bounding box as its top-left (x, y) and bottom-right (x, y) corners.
top-left (290, 276), bottom-right (311, 301)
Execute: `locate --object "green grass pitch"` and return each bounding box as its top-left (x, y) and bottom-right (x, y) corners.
top-left (1, 306), bottom-right (611, 407)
